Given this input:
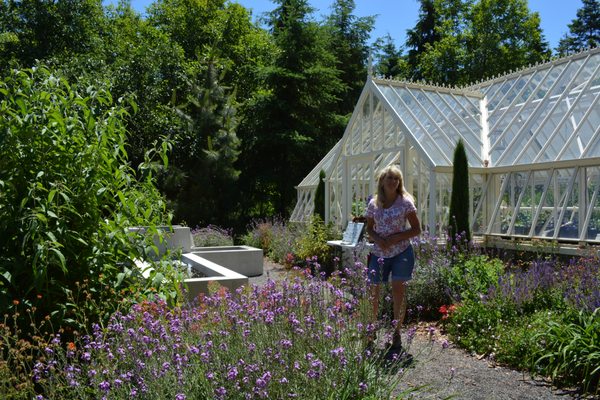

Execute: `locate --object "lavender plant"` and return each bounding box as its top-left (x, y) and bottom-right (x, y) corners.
top-left (29, 266), bottom-right (408, 399)
top-left (191, 225), bottom-right (234, 247)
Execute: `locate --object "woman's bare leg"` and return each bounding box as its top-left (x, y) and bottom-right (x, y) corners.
top-left (391, 281), bottom-right (407, 344)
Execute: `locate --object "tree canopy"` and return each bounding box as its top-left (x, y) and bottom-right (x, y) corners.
top-left (0, 0), bottom-right (585, 232)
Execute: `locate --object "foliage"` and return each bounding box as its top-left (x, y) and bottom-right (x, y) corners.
top-left (373, 34), bottom-right (408, 79)
top-left (13, 269), bottom-right (408, 399)
top-left (404, 0), bottom-right (550, 85)
top-left (531, 308), bottom-right (600, 394)
top-left (466, 0), bottom-right (551, 81)
top-left (445, 255), bottom-right (504, 302)
top-left (0, 67), bottom-right (171, 337)
top-left (191, 225), bottom-right (235, 247)
top-left (314, 169), bottom-right (326, 220)
top-left (236, 0), bottom-right (346, 218)
top-left (406, 234), bottom-right (453, 319)
top-left (557, 0), bottom-right (600, 55)
top-left (164, 60), bottom-right (242, 227)
top-left (293, 216), bottom-right (338, 274)
top-left (448, 139), bottom-right (471, 244)
top-left (240, 217), bottom-right (303, 265)
top-left (324, 0), bottom-right (375, 114)
top-left (443, 253), bottom-right (600, 394)
top-left (0, 0), bottom-right (107, 69)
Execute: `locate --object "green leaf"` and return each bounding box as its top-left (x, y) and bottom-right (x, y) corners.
top-left (49, 248), bottom-right (67, 273)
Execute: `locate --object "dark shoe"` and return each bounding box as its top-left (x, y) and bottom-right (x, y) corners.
top-left (391, 331), bottom-right (402, 351)
top-left (384, 347), bottom-right (414, 368)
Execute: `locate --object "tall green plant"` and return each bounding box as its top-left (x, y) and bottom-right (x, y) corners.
top-left (0, 67), bottom-right (171, 336)
top-left (448, 138), bottom-right (471, 244)
top-left (314, 169), bottom-right (326, 220)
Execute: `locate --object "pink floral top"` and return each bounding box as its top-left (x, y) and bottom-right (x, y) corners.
top-left (365, 195), bottom-right (417, 258)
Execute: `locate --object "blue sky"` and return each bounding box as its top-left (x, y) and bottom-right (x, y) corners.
top-left (126, 0), bottom-right (583, 50)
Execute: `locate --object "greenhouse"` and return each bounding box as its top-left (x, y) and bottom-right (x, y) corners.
top-left (291, 47), bottom-right (600, 247)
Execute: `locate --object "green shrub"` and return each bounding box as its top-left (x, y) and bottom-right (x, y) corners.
top-left (448, 139), bottom-right (471, 244)
top-left (444, 255), bottom-right (504, 302)
top-left (493, 310), bottom-right (560, 370)
top-left (0, 67), bottom-right (171, 337)
top-left (294, 216), bottom-right (339, 274)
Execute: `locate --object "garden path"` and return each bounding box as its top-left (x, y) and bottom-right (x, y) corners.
top-left (249, 258), bottom-right (584, 400)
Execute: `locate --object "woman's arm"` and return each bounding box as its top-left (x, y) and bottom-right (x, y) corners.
top-left (386, 211), bottom-right (421, 245)
top-left (366, 216), bottom-right (389, 249)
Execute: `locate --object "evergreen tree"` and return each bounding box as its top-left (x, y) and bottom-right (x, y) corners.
top-left (405, 0), bottom-right (441, 81)
top-left (406, 0), bottom-right (469, 85)
top-left (237, 0), bottom-right (344, 218)
top-left (324, 0), bottom-right (374, 115)
top-left (404, 0), bottom-right (550, 85)
top-left (557, 0), bottom-right (600, 55)
top-left (166, 60), bottom-right (241, 227)
top-left (314, 169), bottom-right (326, 220)
top-left (372, 34), bottom-right (408, 79)
top-left (448, 139), bottom-right (471, 244)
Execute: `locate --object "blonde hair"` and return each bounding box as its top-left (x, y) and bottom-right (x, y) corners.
top-left (374, 164), bottom-right (410, 207)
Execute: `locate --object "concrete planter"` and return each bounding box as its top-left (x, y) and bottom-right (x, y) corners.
top-left (128, 225), bottom-right (193, 259)
top-left (190, 245), bottom-right (263, 277)
top-left (181, 253), bottom-right (249, 300)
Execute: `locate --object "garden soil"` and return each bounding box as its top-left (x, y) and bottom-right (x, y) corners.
top-left (250, 258), bottom-right (591, 400)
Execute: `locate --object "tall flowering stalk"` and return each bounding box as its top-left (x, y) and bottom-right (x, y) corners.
top-left (32, 265), bottom-right (406, 399)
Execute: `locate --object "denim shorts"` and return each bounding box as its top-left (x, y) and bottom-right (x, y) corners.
top-left (367, 245), bottom-right (415, 284)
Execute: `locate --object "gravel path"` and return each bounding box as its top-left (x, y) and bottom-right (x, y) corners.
top-left (249, 259), bottom-right (585, 400)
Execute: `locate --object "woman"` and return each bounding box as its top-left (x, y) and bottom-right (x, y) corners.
top-left (365, 164), bottom-right (421, 351)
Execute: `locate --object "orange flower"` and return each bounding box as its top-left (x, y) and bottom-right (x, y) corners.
top-left (13, 300), bottom-right (19, 306)
top-left (67, 342), bottom-right (76, 351)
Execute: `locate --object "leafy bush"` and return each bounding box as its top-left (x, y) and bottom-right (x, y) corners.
top-left (0, 67), bottom-right (171, 337)
top-left (444, 255), bottom-right (504, 302)
top-left (294, 215), bottom-right (339, 273)
top-left (240, 217), bottom-right (303, 265)
top-left (240, 217), bottom-right (339, 268)
top-left (191, 225), bottom-right (234, 247)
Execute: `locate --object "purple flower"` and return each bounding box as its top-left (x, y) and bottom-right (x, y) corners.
top-left (227, 366), bottom-right (238, 380)
top-left (359, 382), bottom-right (368, 392)
top-left (99, 380), bottom-right (110, 392)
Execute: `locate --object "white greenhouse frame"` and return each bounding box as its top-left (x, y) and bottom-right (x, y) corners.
top-left (291, 47), bottom-right (600, 247)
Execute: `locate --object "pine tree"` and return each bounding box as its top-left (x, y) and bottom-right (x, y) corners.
top-left (238, 0), bottom-right (345, 217)
top-left (557, 0), bottom-right (600, 55)
top-left (448, 139), bottom-right (471, 245)
top-left (314, 169), bottom-right (326, 220)
top-left (373, 34), bottom-right (408, 79)
top-left (325, 0), bottom-right (374, 114)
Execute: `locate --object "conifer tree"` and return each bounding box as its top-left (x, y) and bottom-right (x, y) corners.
top-left (448, 139), bottom-right (471, 244)
top-left (314, 169), bottom-right (326, 220)
top-left (557, 0), bottom-right (600, 55)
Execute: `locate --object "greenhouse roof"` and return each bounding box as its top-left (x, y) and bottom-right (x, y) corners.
top-left (299, 47), bottom-right (600, 189)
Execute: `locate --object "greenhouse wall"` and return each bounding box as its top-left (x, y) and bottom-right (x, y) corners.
top-left (292, 47), bottom-right (600, 247)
